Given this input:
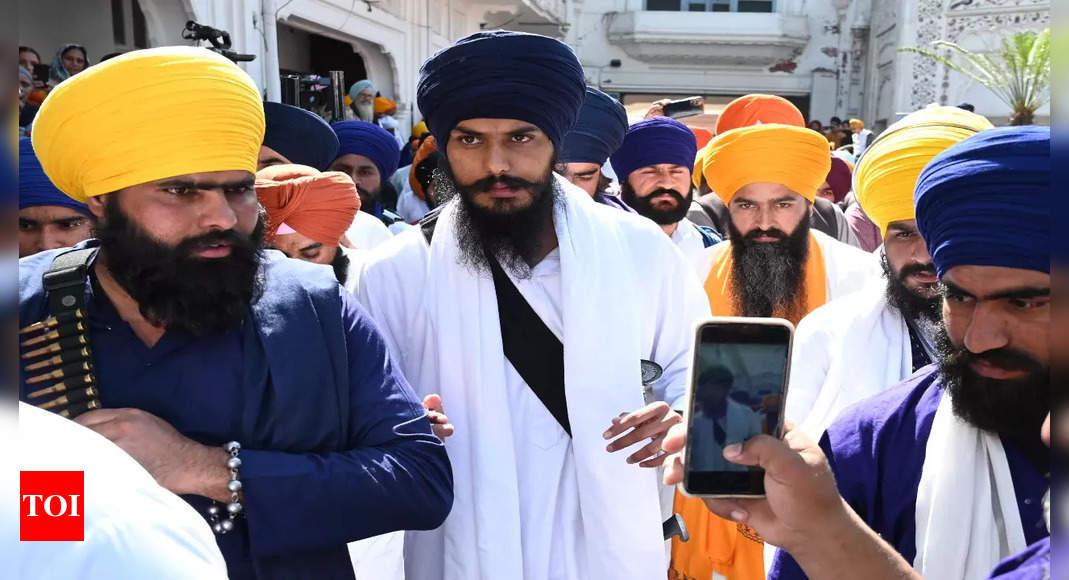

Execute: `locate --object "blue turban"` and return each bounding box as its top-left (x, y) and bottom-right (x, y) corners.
top-left (349, 79), bottom-right (376, 102)
top-left (19, 137), bottom-right (90, 214)
top-left (610, 117), bottom-right (698, 181)
top-left (559, 87), bottom-right (628, 164)
top-left (331, 121), bottom-right (402, 180)
top-left (915, 125), bottom-right (1049, 277)
top-left (263, 102), bottom-right (339, 171)
top-left (416, 30), bottom-right (586, 149)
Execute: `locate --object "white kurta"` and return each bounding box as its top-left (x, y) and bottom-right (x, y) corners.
top-left (784, 285), bottom-right (914, 439)
top-left (694, 229), bottom-right (882, 302)
top-left (346, 210), bottom-right (394, 250)
top-left (670, 217), bottom-right (715, 275)
top-left (15, 403), bottom-right (228, 580)
top-left (354, 178), bottom-right (712, 580)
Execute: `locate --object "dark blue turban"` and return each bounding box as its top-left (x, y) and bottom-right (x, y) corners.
top-left (915, 125), bottom-right (1049, 277)
top-left (416, 30), bottom-right (586, 150)
top-left (331, 121), bottom-right (402, 180)
top-left (19, 137), bottom-right (89, 214)
top-left (263, 102), bottom-right (339, 171)
top-left (610, 116), bottom-right (697, 181)
top-left (559, 87), bottom-right (628, 164)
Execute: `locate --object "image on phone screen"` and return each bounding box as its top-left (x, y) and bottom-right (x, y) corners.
top-left (684, 320), bottom-right (792, 496)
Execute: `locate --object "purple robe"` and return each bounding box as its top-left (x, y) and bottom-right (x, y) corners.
top-left (769, 365), bottom-right (1049, 579)
top-left (988, 537), bottom-right (1050, 579)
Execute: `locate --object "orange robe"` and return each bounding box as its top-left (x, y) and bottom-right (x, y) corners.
top-left (670, 234), bottom-right (827, 580)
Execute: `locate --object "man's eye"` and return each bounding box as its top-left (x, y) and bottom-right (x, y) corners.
top-left (511, 135), bottom-right (532, 143)
top-left (459, 136), bottom-right (479, 145)
top-left (59, 219), bottom-right (86, 230)
top-left (777, 202), bottom-right (793, 209)
top-left (301, 250), bottom-right (320, 259)
top-left (896, 231), bottom-right (915, 239)
top-left (18, 221), bottom-right (36, 231)
top-left (226, 185), bottom-right (252, 195)
top-left (943, 289), bottom-right (969, 303)
top-left (1009, 298), bottom-right (1047, 310)
top-left (165, 186), bottom-right (192, 196)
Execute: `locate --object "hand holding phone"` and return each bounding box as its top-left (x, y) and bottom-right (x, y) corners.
top-left (682, 317), bottom-right (793, 497)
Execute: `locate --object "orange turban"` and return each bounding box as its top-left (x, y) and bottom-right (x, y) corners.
top-left (409, 135), bottom-right (438, 201)
top-left (692, 127), bottom-right (713, 149)
top-left (255, 164), bottom-right (359, 247)
top-left (701, 124), bottom-right (831, 204)
top-left (715, 94), bottom-right (805, 135)
top-left (374, 96), bottom-right (396, 115)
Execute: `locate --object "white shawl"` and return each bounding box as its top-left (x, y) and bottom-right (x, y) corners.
top-left (913, 394), bottom-right (1026, 579)
top-left (786, 285), bottom-right (912, 438)
top-left (358, 178), bottom-right (710, 579)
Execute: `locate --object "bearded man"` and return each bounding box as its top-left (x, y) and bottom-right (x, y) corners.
top-left (610, 116), bottom-right (721, 269)
top-left (348, 79), bottom-right (376, 122)
top-left (786, 106), bottom-right (994, 438)
top-left (329, 120), bottom-right (409, 234)
top-left (770, 125), bottom-right (1051, 580)
top-left (354, 30), bottom-right (711, 580)
top-left (555, 86), bottom-right (629, 210)
top-left (19, 47), bottom-right (451, 579)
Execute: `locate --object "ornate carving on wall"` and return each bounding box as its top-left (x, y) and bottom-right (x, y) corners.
top-left (938, 8), bottom-right (1048, 103)
top-left (910, 0), bottom-right (946, 109)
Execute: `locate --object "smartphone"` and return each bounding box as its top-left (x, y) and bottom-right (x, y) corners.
top-left (33, 64), bottom-right (51, 84)
top-left (682, 317), bottom-right (793, 497)
top-left (662, 96), bottom-right (704, 119)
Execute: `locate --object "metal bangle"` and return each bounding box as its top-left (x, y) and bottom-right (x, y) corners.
top-left (207, 441), bottom-right (243, 534)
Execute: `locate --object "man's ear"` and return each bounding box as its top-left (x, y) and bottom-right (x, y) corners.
top-left (85, 193), bottom-right (111, 220)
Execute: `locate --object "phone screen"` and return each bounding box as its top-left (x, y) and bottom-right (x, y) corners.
top-left (683, 319), bottom-right (792, 496)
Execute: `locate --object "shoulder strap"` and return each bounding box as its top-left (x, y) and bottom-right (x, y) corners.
top-left (694, 225), bottom-right (722, 248)
top-left (487, 256), bottom-right (570, 437)
top-left (22, 246), bottom-right (102, 418)
top-left (420, 206), bottom-right (444, 244)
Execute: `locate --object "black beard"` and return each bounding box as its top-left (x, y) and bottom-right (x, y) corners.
top-left (936, 325), bottom-right (1049, 440)
top-left (356, 185), bottom-right (380, 213)
top-left (620, 182), bottom-right (692, 225)
top-left (435, 160), bottom-right (558, 280)
top-left (331, 247), bottom-right (350, 285)
top-left (95, 195), bottom-right (266, 336)
top-left (880, 253), bottom-right (942, 324)
top-left (727, 218), bottom-right (810, 320)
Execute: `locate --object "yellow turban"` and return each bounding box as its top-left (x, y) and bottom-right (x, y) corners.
top-left (31, 46), bottom-right (265, 203)
top-left (853, 106), bottom-right (992, 236)
top-left (412, 121), bottom-right (429, 139)
top-left (700, 124), bottom-right (830, 204)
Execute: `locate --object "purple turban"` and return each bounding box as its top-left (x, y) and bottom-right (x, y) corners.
top-left (610, 117), bottom-right (698, 181)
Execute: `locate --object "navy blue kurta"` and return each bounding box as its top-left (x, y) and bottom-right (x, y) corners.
top-left (769, 365), bottom-right (1049, 579)
top-left (19, 244), bottom-right (453, 579)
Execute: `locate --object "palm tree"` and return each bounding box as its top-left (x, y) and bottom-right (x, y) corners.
top-left (900, 28), bottom-right (1050, 125)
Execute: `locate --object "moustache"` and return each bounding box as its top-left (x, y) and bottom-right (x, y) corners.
top-left (899, 262), bottom-right (938, 279)
top-left (951, 346), bottom-right (1045, 375)
top-left (463, 174), bottom-right (542, 194)
top-left (744, 228), bottom-right (789, 242)
top-left (176, 229), bottom-right (253, 258)
top-left (646, 188), bottom-right (687, 204)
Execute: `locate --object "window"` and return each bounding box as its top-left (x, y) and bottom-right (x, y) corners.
top-left (646, 0), bottom-right (774, 12)
top-left (111, 0), bottom-right (126, 45)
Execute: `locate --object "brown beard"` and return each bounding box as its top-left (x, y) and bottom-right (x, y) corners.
top-left (726, 218), bottom-right (810, 321)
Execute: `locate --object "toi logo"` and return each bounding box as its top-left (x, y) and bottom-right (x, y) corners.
top-left (20, 471), bottom-right (84, 541)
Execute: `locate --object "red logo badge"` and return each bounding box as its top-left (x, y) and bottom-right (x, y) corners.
top-left (20, 471), bottom-right (84, 541)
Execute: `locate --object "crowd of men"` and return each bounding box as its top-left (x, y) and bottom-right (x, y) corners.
top-left (16, 29), bottom-right (1051, 580)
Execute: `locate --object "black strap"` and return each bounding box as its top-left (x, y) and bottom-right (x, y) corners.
top-left (487, 256), bottom-right (570, 437)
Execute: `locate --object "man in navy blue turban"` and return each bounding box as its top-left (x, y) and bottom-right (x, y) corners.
top-left (355, 29), bottom-right (713, 580)
top-left (555, 87), bottom-right (627, 205)
top-left (260, 102), bottom-right (339, 171)
top-left (18, 137), bottom-right (93, 257)
top-left (329, 120), bottom-right (406, 230)
top-left (610, 117), bottom-right (719, 267)
top-left (770, 125), bottom-right (1050, 580)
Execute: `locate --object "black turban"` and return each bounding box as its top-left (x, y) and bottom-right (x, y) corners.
top-left (416, 30), bottom-right (586, 150)
top-left (263, 102), bottom-right (339, 171)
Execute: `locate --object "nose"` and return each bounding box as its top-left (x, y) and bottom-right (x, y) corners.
top-left (962, 302), bottom-right (1011, 354)
top-left (755, 206), bottom-right (774, 232)
top-left (485, 143), bottom-right (510, 176)
top-left (198, 190), bottom-right (239, 232)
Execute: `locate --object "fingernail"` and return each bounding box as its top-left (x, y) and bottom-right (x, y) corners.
top-left (626, 457), bottom-right (636, 464)
top-left (606, 444), bottom-right (615, 452)
top-left (730, 509), bottom-right (747, 522)
top-left (723, 443), bottom-right (742, 458)
top-left (603, 430), bottom-right (612, 439)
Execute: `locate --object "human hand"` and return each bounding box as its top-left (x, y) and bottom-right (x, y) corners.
top-left (662, 422), bottom-right (850, 553)
top-left (644, 99), bottom-right (672, 119)
top-left (422, 394), bottom-right (454, 439)
top-left (603, 401), bottom-right (682, 467)
top-left (75, 408), bottom-right (230, 501)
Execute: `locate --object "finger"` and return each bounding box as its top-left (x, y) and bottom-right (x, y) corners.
top-left (701, 498), bottom-right (747, 522)
top-left (638, 451), bottom-right (669, 468)
top-left (427, 411), bottom-right (449, 424)
top-left (663, 453), bottom-right (684, 485)
top-left (725, 434), bottom-right (812, 481)
top-left (423, 394), bottom-right (444, 413)
top-left (606, 419), bottom-right (668, 452)
top-left (626, 437), bottom-right (666, 464)
top-left (432, 424), bottom-right (455, 438)
top-left (661, 422), bottom-right (687, 455)
top-left (72, 407), bottom-right (133, 427)
top-left (603, 402), bottom-right (669, 440)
